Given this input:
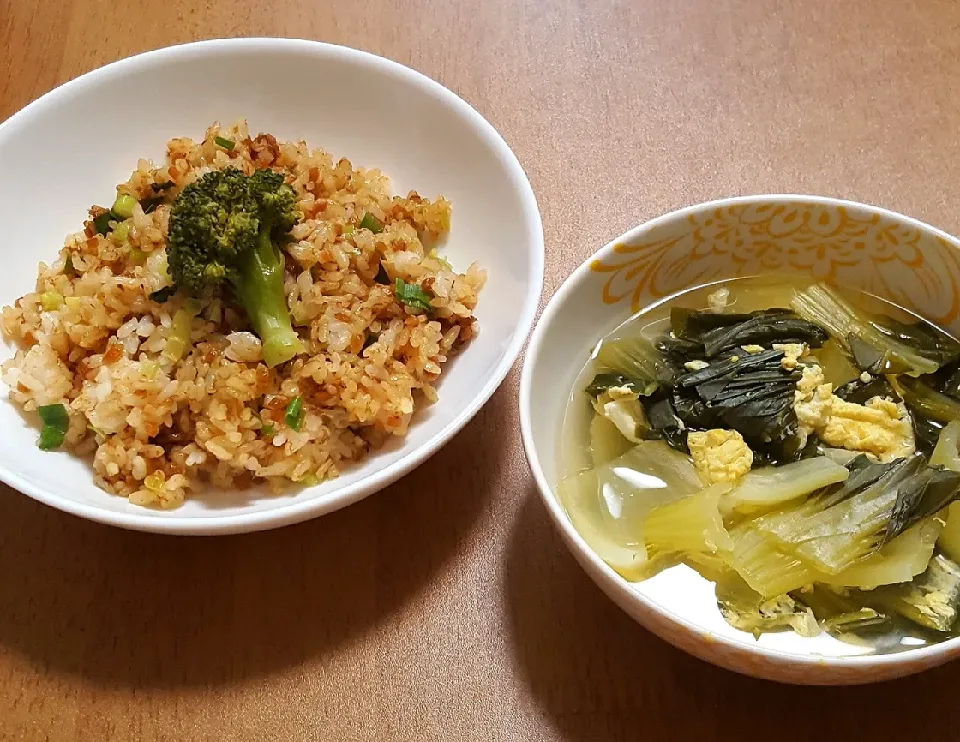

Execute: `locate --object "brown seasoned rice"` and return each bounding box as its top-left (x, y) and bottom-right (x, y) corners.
top-left (1, 120), bottom-right (485, 508)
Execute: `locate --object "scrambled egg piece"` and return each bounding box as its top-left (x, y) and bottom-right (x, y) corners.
top-left (593, 386), bottom-right (646, 443)
top-left (773, 342), bottom-right (808, 370)
top-left (741, 344), bottom-right (765, 354)
top-left (707, 287), bottom-right (730, 312)
top-left (684, 360), bottom-right (710, 371)
top-left (688, 429), bottom-right (754, 484)
top-left (793, 364), bottom-right (915, 462)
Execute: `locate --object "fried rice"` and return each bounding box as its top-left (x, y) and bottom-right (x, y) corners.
top-left (0, 120), bottom-right (485, 508)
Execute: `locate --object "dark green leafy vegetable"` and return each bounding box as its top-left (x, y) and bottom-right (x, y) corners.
top-left (655, 335), bottom-right (704, 360)
top-left (37, 403), bottom-right (69, 451)
top-left (930, 359), bottom-right (960, 401)
top-left (214, 135), bottom-right (236, 150)
top-left (584, 373), bottom-right (657, 398)
top-left (792, 284), bottom-right (957, 375)
top-left (645, 394), bottom-right (687, 451)
top-left (674, 349), bottom-right (802, 454)
top-left (885, 465), bottom-right (960, 544)
top-left (671, 307), bottom-right (791, 338)
top-left (834, 375), bottom-right (898, 405)
top-left (92, 211), bottom-right (113, 235)
top-left (669, 307), bottom-right (827, 357)
top-left (896, 376), bottom-right (960, 424)
top-left (285, 396), bottom-right (305, 431)
top-left (359, 213), bottom-right (384, 234)
top-left (140, 196), bottom-right (166, 214)
top-left (393, 278), bottom-right (433, 312)
top-left (699, 315), bottom-right (827, 357)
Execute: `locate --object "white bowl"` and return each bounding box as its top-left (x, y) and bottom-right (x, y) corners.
top-left (0, 39), bottom-right (543, 534)
top-left (520, 195), bottom-right (960, 684)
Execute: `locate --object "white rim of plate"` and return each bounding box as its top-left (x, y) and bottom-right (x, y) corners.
top-left (519, 194), bottom-right (960, 672)
top-left (0, 38), bottom-right (545, 535)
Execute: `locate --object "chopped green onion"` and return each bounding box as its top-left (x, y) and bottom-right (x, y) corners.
top-left (393, 277), bottom-right (434, 313)
top-left (37, 403), bottom-right (69, 451)
top-left (342, 223), bottom-right (355, 236)
top-left (149, 286), bottom-right (176, 303)
top-left (111, 193), bottom-right (137, 219)
top-left (297, 473), bottom-right (320, 487)
top-left (285, 396), bottom-right (305, 431)
top-left (128, 246), bottom-right (147, 263)
top-left (92, 212), bottom-right (113, 235)
top-left (112, 222), bottom-right (131, 244)
top-left (260, 422), bottom-right (276, 437)
top-left (214, 135), bottom-right (235, 150)
top-left (162, 302), bottom-right (199, 361)
top-left (140, 361), bottom-right (159, 379)
top-left (140, 196), bottom-right (165, 214)
top-left (359, 213), bottom-right (384, 234)
top-left (427, 248), bottom-right (452, 271)
top-left (40, 292), bottom-right (63, 311)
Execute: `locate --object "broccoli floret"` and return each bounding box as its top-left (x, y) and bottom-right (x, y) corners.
top-left (167, 167), bottom-right (304, 367)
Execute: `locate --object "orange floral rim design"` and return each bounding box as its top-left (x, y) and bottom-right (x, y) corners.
top-left (590, 201), bottom-right (960, 328)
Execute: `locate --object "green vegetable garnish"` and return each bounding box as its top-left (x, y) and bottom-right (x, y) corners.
top-left (92, 212), bottom-right (113, 235)
top-left (166, 167), bottom-right (304, 367)
top-left (285, 396), bottom-right (305, 431)
top-left (393, 277), bottom-right (433, 313)
top-left (260, 422), bottom-right (276, 437)
top-left (112, 222), bottom-right (131, 245)
top-left (214, 135), bottom-right (235, 150)
top-left (37, 403), bottom-right (69, 451)
top-left (140, 196), bottom-right (165, 214)
top-left (63, 255), bottom-right (76, 276)
top-left (40, 292), bottom-right (63, 311)
top-left (359, 213), bottom-right (384, 234)
top-left (149, 286), bottom-right (176, 303)
top-left (111, 193), bottom-right (137, 219)
top-left (162, 302), bottom-right (199, 362)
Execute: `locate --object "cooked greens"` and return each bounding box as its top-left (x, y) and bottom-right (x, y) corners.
top-left (671, 307), bottom-right (828, 357)
top-left (792, 284), bottom-right (959, 376)
top-left (563, 277), bottom-right (960, 647)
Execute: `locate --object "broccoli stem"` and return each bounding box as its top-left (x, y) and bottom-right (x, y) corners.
top-left (234, 228), bottom-right (303, 367)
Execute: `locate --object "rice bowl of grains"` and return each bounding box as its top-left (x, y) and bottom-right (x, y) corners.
top-left (0, 40), bottom-right (542, 533)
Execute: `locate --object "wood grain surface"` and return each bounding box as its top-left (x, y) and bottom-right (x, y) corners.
top-left (3, 1), bottom-right (960, 739)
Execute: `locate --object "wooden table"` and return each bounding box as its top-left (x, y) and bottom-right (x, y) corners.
top-left (3, 1), bottom-right (960, 739)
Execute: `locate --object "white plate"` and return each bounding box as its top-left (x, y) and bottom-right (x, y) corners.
top-left (0, 39), bottom-right (543, 534)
